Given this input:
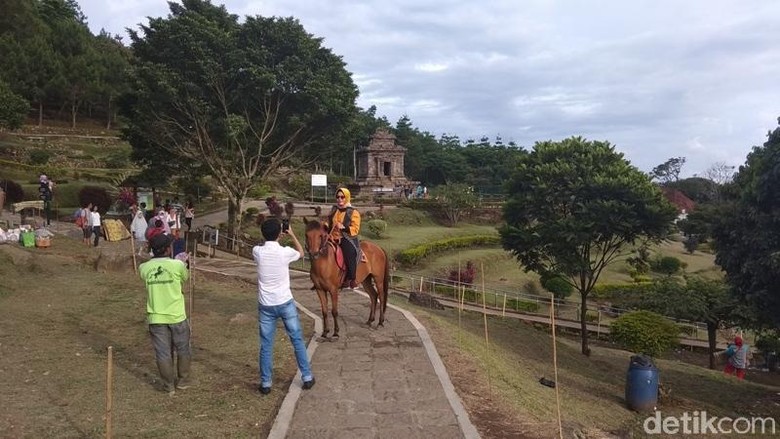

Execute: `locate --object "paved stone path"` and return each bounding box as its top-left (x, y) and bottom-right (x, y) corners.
top-left (194, 258), bottom-right (479, 439)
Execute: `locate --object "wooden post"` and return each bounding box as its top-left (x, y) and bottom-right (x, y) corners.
top-left (550, 295), bottom-right (563, 439)
top-left (129, 231), bottom-right (137, 273)
top-left (457, 255), bottom-right (462, 344)
top-left (597, 310), bottom-right (602, 337)
top-left (481, 263), bottom-right (491, 392)
top-left (105, 346), bottom-right (114, 439)
top-left (189, 253), bottom-right (195, 335)
top-left (502, 294), bottom-right (507, 318)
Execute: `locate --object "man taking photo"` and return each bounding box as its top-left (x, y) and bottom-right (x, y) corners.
top-left (253, 218), bottom-right (315, 395)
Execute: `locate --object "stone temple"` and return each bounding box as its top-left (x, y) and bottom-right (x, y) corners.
top-left (354, 128), bottom-right (416, 198)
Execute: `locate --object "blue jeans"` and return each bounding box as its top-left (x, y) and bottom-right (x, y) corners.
top-left (258, 299), bottom-right (312, 388)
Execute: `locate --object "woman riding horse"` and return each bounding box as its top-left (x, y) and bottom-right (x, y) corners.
top-left (329, 188), bottom-right (361, 289)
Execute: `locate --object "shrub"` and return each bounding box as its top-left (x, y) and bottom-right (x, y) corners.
top-left (651, 255), bottom-right (683, 275)
top-left (448, 260), bottom-right (476, 286)
top-left (265, 196), bottom-right (283, 217)
top-left (0, 178), bottom-right (24, 204)
top-left (78, 186), bottom-right (112, 213)
top-left (366, 219), bottom-right (387, 238)
top-left (540, 273), bottom-right (573, 300)
top-left (610, 310), bottom-right (679, 357)
top-left (104, 150), bottom-right (129, 169)
top-left (396, 235), bottom-right (500, 265)
top-left (29, 149), bottom-right (52, 165)
top-left (523, 280), bottom-right (541, 295)
top-left (506, 297), bottom-right (540, 313)
top-left (247, 182), bottom-right (270, 199)
top-left (683, 235), bottom-right (699, 254)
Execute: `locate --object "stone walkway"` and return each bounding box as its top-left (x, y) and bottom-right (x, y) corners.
top-left (195, 258), bottom-right (479, 439)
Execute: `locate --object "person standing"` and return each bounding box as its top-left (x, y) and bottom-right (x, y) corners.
top-left (131, 202), bottom-right (149, 256)
top-left (184, 201), bottom-right (195, 232)
top-left (724, 335), bottom-right (750, 380)
top-left (328, 188), bottom-right (361, 289)
top-left (252, 218), bottom-right (314, 395)
top-left (38, 174), bottom-right (53, 226)
top-left (139, 234), bottom-right (192, 395)
top-left (79, 202), bottom-right (92, 246)
top-left (89, 205), bottom-right (101, 247)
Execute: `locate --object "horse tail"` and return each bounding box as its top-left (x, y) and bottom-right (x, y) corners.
top-left (382, 246), bottom-right (390, 314)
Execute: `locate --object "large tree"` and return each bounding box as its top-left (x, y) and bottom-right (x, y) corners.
top-left (122, 0), bottom-right (358, 237)
top-left (500, 137), bottom-right (677, 355)
top-left (651, 156), bottom-right (686, 184)
top-left (712, 119), bottom-right (780, 329)
top-left (639, 277), bottom-right (735, 369)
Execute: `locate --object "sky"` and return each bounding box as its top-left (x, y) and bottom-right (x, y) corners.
top-left (77, 0), bottom-right (780, 176)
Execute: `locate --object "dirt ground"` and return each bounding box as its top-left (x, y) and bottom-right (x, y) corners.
top-left (0, 237), bottom-right (310, 438)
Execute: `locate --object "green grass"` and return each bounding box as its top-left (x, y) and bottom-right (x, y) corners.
top-left (0, 240), bottom-right (302, 438)
top-left (393, 295), bottom-right (780, 437)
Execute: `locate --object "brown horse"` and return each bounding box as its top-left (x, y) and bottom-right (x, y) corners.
top-left (303, 218), bottom-right (390, 338)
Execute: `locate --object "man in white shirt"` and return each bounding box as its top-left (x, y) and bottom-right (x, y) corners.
top-left (252, 218), bottom-right (314, 395)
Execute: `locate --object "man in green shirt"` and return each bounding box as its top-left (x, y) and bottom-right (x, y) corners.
top-left (139, 233), bottom-right (191, 395)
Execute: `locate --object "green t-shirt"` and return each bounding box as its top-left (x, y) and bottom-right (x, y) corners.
top-left (139, 257), bottom-right (189, 324)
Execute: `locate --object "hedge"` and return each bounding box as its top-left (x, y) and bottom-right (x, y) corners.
top-left (396, 235), bottom-right (500, 265)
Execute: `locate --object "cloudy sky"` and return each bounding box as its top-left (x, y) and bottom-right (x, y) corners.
top-left (78, 0), bottom-right (780, 176)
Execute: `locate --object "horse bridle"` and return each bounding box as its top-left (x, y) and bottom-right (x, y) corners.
top-left (306, 229), bottom-right (331, 260)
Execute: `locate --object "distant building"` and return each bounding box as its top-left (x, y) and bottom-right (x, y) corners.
top-left (354, 128), bottom-right (416, 198)
top-left (660, 187), bottom-right (695, 221)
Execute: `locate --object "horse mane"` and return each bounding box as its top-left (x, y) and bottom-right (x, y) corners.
top-left (305, 219), bottom-right (326, 232)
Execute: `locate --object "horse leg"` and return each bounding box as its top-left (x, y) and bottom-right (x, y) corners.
top-left (331, 289), bottom-right (340, 339)
top-left (364, 279), bottom-right (377, 327)
top-left (316, 289), bottom-right (330, 338)
top-left (377, 275), bottom-right (387, 328)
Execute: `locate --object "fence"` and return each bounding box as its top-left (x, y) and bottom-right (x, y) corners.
top-left (189, 227), bottom-right (709, 341)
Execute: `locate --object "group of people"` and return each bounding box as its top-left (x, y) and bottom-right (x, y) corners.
top-left (130, 201), bottom-right (195, 256)
top-left (76, 203), bottom-right (102, 247)
top-left (140, 188), bottom-right (365, 395)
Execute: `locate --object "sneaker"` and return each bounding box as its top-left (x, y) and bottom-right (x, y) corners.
top-left (259, 386), bottom-right (271, 395)
top-left (176, 381), bottom-right (192, 390)
top-left (302, 378), bottom-right (315, 390)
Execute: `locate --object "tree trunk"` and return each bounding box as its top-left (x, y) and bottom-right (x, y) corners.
top-left (227, 199), bottom-right (237, 250)
top-left (106, 97), bottom-right (112, 130)
top-left (580, 294), bottom-right (590, 355)
top-left (71, 100), bottom-right (77, 129)
top-left (38, 102), bottom-right (43, 127)
top-left (707, 321), bottom-right (718, 370)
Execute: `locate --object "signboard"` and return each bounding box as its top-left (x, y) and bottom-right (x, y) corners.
top-left (311, 174), bottom-right (327, 187)
top-left (137, 191), bottom-right (153, 211)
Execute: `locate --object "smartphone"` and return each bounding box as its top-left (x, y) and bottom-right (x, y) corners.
top-left (282, 218), bottom-right (290, 233)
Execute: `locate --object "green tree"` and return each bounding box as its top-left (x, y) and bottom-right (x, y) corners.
top-left (90, 30), bottom-right (131, 129)
top-left (499, 137), bottom-right (677, 355)
top-left (0, 79), bottom-right (29, 129)
top-left (122, 0), bottom-right (358, 238)
top-left (638, 277), bottom-right (734, 369)
top-left (430, 183), bottom-right (478, 226)
top-left (712, 118), bottom-right (780, 329)
top-left (651, 156), bottom-right (686, 184)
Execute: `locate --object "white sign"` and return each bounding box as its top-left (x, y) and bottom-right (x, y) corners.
top-left (311, 174), bottom-right (327, 187)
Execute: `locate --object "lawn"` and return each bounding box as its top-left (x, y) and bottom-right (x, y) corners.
top-left (391, 295), bottom-right (780, 438)
top-left (0, 239), bottom-right (307, 438)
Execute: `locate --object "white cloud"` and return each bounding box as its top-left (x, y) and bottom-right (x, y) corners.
top-left (78, 0), bottom-right (780, 176)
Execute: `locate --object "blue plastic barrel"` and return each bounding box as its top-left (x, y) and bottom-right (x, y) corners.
top-left (625, 355), bottom-right (659, 412)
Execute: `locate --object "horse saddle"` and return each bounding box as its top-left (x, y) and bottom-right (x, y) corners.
top-left (333, 244), bottom-right (366, 272)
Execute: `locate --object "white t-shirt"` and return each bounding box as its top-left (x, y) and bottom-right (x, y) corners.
top-left (89, 211), bottom-right (101, 227)
top-left (252, 241), bottom-right (301, 306)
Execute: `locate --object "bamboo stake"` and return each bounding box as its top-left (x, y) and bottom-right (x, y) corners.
top-left (105, 346), bottom-right (114, 439)
top-left (189, 253), bottom-right (195, 336)
top-left (458, 254), bottom-right (462, 345)
top-left (129, 231), bottom-right (137, 273)
top-left (481, 263), bottom-right (491, 392)
top-left (550, 294), bottom-right (563, 439)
